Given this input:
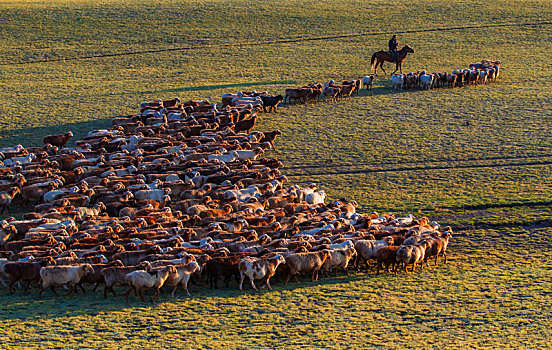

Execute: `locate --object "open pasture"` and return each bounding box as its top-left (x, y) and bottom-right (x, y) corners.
top-left (0, 0), bottom-right (551, 348)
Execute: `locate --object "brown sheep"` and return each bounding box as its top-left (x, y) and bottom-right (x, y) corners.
top-left (234, 115), bottom-right (258, 134)
top-left (4, 257), bottom-right (56, 294)
top-left (375, 246), bottom-right (400, 274)
top-left (283, 250), bottom-right (331, 284)
top-left (43, 132), bottom-right (73, 148)
top-left (0, 187), bottom-right (20, 214)
top-left (321, 247), bottom-right (357, 277)
top-left (259, 130), bottom-right (282, 150)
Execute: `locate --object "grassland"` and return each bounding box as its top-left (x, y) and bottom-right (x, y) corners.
top-left (1, 0), bottom-right (551, 348)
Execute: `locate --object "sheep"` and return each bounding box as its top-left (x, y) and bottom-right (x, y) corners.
top-left (19, 182), bottom-right (58, 209)
top-left (396, 241), bottom-right (430, 273)
top-left (162, 261), bottom-right (201, 297)
top-left (38, 264), bottom-right (93, 297)
top-left (423, 231), bottom-right (452, 266)
top-left (260, 95), bottom-right (284, 113)
top-left (101, 262), bottom-right (151, 298)
top-left (78, 260), bottom-right (125, 292)
top-left (43, 132), bottom-right (73, 148)
top-left (100, 165), bottom-right (137, 178)
top-left (362, 75), bottom-right (375, 90)
top-left (328, 240), bottom-right (354, 250)
top-left (420, 74), bottom-right (434, 90)
top-left (43, 187), bottom-right (78, 203)
top-left (354, 237), bottom-right (394, 270)
top-left (305, 190), bottom-right (325, 205)
top-left (234, 115), bottom-right (258, 134)
top-left (284, 88), bottom-right (305, 104)
top-left (339, 84), bottom-right (355, 99)
top-left (375, 246), bottom-right (400, 274)
top-left (208, 151), bottom-right (238, 163)
top-left (124, 265), bottom-right (177, 303)
top-left (238, 254), bottom-right (286, 291)
top-left (3, 153), bottom-right (36, 167)
top-left (323, 86), bottom-right (340, 102)
top-left (71, 203), bottom-right (106, 220)
top-left (391, 74), bottom-right (404, 90)
top-left (112, 246), bottom-right (163, 266)
top-left (0, 257), bottom-right (11, 287)
top-left (224, 186), bottom-right (260, 202)
top-left (134, 188), bottom-right (171, 202)
top-left (259, 130), bottom-right (282, 150)
top-left (283, 250), bottom-right (331, 284)
top-left (204, 255), bottom-right (241, 289)
top-left (478, 70), bottom-right (488, 85)
top-left (321, 247), bottom-right (357, 277)
top-left (0, 187), bottom-right (20, 214)
top-left (4, 257), bottom-right (56, 294)
top-left (234, 147), bottom-right (264, 161)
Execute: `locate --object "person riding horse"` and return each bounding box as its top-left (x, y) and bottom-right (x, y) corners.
top-left (388, 35), bottom-right (398, 62)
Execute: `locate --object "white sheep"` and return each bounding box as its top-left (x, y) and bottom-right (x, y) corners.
top-left (208, 151), bottom-right (238, 163)
top-left (328, 240), bottom-right (354, 250)
top-left (39, 264), bottom-right (93, 298)
top-left (134, 188), bottom-right (171, 202)
top-left (234, 148), bottom-right (264, 161)
top-left (124, 265), bottom-right (176, 303)
top-left (3, 153), bottom-right (36, 167)
top-left (162, 262), bottom-right (201, 297)
top-left (354, 237), bottom-right (394, 270)
top-left (420, 74), bottom-right (434, 90)
top-left (100, 165), bottom-right (137, 178)
top-left (391, 74), bottom-right (404, 90)
top-left (305, 190), bottom-right (326, 205)
top-left (321, 247), bottom-right (357, 277)
top-left (224, 186), bottom-right (260, 202)
top-left (362, 75), bottom-right (375, 90)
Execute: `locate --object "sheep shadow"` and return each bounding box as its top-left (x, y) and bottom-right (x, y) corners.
top-left (0, 119), bottom-right (112, 149)
top-left (0, 270), bottom-right (385, 322)
top-left (137, 80), bottom-right (298, 96)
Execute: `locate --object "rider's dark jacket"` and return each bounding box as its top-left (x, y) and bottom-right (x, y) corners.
top-left (389, 37), bottom-right (398, 52)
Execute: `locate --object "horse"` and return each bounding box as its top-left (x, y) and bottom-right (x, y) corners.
top-left (370, 45), bottom-right (415, 76)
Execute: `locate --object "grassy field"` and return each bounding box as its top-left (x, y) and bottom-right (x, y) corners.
top-left (1, 0), bottom-right (552, 348)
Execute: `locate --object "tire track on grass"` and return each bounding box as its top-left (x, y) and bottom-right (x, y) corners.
top-left (284, 157), bottom-right (552, 177)
top-left (282, 153), bottom-right (552, 171)
top-left (1, 20), bottom-right (551, 65)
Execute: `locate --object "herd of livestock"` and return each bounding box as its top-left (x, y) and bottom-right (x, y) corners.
top-left (391, 60), bottom-right (502, 90)
top-left (230, 59), bottom-right (502, 106)
top-left (0, 69), bottom-right (461, 302)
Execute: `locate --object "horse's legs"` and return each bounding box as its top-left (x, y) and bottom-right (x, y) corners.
top-left (380, 62), bottom-right (387, 75)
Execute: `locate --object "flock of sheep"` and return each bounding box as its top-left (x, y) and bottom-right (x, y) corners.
top-left (282, 76), bottom-right (375, 104)
top-left (0, 78), bottom-right (455, 302)
top-left (391, 60), bottom-right (502, 90)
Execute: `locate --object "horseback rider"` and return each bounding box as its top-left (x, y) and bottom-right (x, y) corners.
top-left (388, 35), bottom-right (398, 62)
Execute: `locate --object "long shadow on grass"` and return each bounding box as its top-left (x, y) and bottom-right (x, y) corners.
top-left (0, 119), bottom-right (112, 148)
top-left (0, 272), bottom-right (380, 322)
top-left (0, 80), bottom-right (422, 150)
top-left (129, 80), bottom-right (298, 96)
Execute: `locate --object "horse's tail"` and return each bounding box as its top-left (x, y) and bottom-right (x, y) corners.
top-left (370, 52), bottom-right (378, 71)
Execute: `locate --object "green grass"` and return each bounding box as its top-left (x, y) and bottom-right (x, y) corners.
top-left (1, 0), bottom-right (552, 348)
top-left (1, 228), bottom-right (551, 349)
